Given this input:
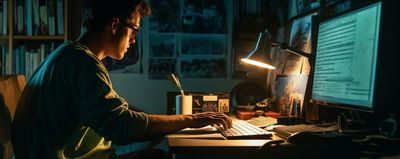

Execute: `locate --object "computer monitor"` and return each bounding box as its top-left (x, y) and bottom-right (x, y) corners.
top-left (310, 2), bottom-right (382, 113)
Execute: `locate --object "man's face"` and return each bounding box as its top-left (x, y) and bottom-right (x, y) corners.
top-left (125, 13), bottom-right (141, 45)
top-left (110, 12), bottom-right (140, 60)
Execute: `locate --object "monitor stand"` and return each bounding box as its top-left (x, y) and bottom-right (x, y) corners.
top-left (337, 111), bottom-right (377, 134)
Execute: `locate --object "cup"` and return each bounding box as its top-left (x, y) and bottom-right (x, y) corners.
top-left (176, 95), bottom-right (192, 115)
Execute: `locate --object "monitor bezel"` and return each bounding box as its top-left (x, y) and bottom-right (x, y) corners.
top-left (309, 1), bottom-right (383, 113)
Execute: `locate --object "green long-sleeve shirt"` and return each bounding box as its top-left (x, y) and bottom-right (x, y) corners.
top-left (12, 42), bottom-right (148, 159)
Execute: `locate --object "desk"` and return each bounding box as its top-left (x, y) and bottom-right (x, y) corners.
top-left (167, 129), bottom-right (400, 159)
top-left (167, 133), bottom-right (283, 159)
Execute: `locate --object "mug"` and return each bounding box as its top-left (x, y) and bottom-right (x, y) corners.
top-left (176, 95), bottom-right (192, 115)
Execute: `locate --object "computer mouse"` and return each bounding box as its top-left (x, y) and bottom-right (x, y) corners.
top-left (287, 131), bottom-right (350, 145)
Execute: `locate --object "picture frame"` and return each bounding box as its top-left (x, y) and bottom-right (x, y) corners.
top-left (275, 74), bottom-right (308, 117)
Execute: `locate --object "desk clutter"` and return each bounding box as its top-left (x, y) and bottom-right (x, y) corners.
top-left (235, 104), bottom-right (280, 120)
top-left (167, 92), bottom-right (229, 115)
top-left (270, 123), bottom-right (338, 140)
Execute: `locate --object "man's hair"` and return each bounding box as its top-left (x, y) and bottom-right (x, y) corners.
top-left (82, 0), bottom-right (151, 32)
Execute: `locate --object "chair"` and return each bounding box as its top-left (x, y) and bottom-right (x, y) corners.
top-left (0, 75), bottom-right (26, 159)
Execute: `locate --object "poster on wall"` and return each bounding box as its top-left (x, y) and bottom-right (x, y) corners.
top-left (180, 57), bottom-right (226, 78)
top-left (182, 0), bottom-right (226, 34)
top-left (148, 0), bottom-right (179, 79)
top-left (283, 12), bottom-right (316, 75)
top-left (149, 34), bottom-right (177, 58)
top-left (149, 0), bottom-right (180, 33)
top-left (288, 0), bottom-right (321, 19)
top-left (275, 74), bottom-right (308, 117)
top-left (147, 0), bottom-right (229, 79)
top-left (181, 35), bottom-right (226, 55)
top-left (180, 35), bottom-right (227, 78)
top-left (148, 58), bottom-right (176, 79)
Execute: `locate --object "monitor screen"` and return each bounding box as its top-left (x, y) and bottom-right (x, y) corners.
top-left (311, 2), bottom-right (382, 112)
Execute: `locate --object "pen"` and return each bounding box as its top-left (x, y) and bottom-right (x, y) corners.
top-left (169, 73), bottom-right (185, 96)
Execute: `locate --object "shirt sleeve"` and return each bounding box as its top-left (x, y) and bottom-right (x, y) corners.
top-left (73, 55), bottom-right (148, 145)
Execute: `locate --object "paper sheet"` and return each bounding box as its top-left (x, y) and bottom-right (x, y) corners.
top-left (167, 125), bottom-right (225, 139)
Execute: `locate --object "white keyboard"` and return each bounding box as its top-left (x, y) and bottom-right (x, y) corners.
top-left (214, 120), bottom-right (272, 139)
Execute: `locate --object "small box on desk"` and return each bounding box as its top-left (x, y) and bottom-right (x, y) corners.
top-left (167, 92), bottom-right (229, 114)
top-left (236, 111), bottom-right (255, 120)
top-left (191, 93), bottom-right (229, 114)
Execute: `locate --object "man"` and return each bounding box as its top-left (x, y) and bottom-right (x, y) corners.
top-left (11, 0), bottom-right (232, 158)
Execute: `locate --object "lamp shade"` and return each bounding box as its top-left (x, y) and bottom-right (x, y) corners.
top-left (241, 30), bottom-right (276, 69)
top-left (241, 29), bottom-right (311, 70)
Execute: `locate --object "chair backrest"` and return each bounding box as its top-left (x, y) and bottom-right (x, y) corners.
top-left (0, 75), bottom-right (25, 159)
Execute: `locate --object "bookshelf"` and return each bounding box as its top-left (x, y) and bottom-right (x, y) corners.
top-left (0, 0), bottom-right (68, 78)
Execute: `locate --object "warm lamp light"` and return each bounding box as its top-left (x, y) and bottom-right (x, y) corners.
top-left (241, 29), bottom-right (276, 69)
top-left (241, 29), bottom-right (311, 69)
top-left (241, 58), bottom-right (275, 69)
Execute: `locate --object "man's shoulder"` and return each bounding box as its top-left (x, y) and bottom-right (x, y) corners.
top-left (56, 42), bottom-right (101, 64)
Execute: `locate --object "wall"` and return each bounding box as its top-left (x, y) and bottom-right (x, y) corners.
top-left (110, 74), bottom-right (242, 114)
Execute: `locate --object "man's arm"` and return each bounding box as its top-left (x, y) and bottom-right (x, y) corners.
top-left (140, 112), bottom-right (232, 140)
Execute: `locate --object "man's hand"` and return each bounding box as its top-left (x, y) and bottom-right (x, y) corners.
top-left (189, 112), bottom-right (232, 129)
top-left (142, 112), bottom-right (232, 140)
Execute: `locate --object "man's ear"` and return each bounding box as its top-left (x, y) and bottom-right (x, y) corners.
top-left (110, 17), bottom-right (120, 34)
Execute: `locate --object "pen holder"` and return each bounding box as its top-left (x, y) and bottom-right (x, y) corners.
top-left (176, 95), bottom-right (192, 115)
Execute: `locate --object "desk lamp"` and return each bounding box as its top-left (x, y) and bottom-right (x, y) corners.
top-left (240, 29), bottom-right (312, 119)
top-left (241, 29), bottom-right (311, 69)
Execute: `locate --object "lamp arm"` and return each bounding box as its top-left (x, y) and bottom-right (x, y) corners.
top-left (245, 32), bottom-right (264, 58)
top-left (272, 42), bottom-right (311, 58)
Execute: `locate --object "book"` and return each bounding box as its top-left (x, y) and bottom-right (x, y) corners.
top-left (39, 0), bottom-right (49, 35)
top-left (47, 0), bottom-right (55, 35)
top-left (0, 1), bottom-right (3, 35)
top-left (2, 0), bottom-right (7, 35)
top-left (25, 0), bottom-right (33, 35)
top-left (16, 0), bottom-right (24, 34)
top-left (32, 0), bottom-right (40, 35)
top-left (56, 0), bottom-right (63, 35)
